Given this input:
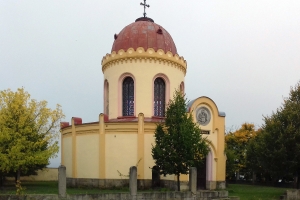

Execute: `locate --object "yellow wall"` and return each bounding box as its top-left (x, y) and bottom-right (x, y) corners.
top-left (63, 136), bottom-right (72, 177)
top-left (143, 134), bottom-right (155, 179)
top-left (76, 134), bottom-right (99, 178)
top-left (189, 97), bottom-right (226, 182)
top-left (61, 46), bottom-right (225, 184)
top-left (105, 134), bottom-right (137, 179)
top-left (103, 48), bottom-right (186, 119)
top-left (61, 97), bottom-right (226, 183)
top-left (6, 168), bottom-right (58, 181)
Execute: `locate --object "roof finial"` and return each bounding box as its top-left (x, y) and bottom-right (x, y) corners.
top-left (140, 0), bottom-right (150, 18)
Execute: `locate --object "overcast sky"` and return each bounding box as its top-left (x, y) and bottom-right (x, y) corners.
top-left (1, 1), bottom-right (300, 167)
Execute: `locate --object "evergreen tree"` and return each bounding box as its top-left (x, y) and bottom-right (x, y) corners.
top-left (151, 90), bottom-right (209, 191)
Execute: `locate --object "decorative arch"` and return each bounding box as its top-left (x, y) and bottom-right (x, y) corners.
top-left (197, 144), bottom-right (216, 189)
top-left (152, 74), bottom-right (170, 117)
top-left (206, 144), bottom-right (217, 182)
top-left (118, 73), bottom-right (136, 117)
top-left (104, 80), bottom-right (109, 116)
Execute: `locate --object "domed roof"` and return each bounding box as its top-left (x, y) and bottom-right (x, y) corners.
top-left (111, 17), bottom-right (177, 55)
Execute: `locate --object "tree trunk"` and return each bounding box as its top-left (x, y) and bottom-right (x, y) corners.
top-left (252, 172), bottom-right (256, 184)
top-left (297, 171), bottom-right (300, 189)
top-left (0, 173), bottom-right (3, 187)
top-left (177, 173), bottom-right (180, 191)
top-left (14, 172), bottom-right (17, 183)
top-left (17, 169), bottom-right (20, 182)
top-left (236, 170), bottom-right (240, 181)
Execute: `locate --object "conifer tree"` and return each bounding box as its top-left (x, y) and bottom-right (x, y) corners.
top-left (151, 90), bottom-right (209, 191)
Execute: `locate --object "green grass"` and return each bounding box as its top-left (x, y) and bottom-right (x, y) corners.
top-left (227, 184), bottom-right (288, 200)
top-left (1, 181), bottom-right (291, 200)
top-left (0, 181), bottom-right (129, 195)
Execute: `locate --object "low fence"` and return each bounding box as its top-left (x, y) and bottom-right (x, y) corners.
top-left (0, 190), bottom-right (232, 200)
top-left (5, 168), bottom-right (58, 182)
top-left (0, 166), bottom-right (238, 200)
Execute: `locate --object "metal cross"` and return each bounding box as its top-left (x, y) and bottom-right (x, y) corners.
top-left (140, 0), bottom-right (150, 18)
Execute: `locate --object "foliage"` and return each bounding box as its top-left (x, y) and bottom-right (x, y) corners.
top-left (151, 90), bottom-right (209, 191)
top-left (16, 180), bottom-right (26, 195)
top-left (225, 123), bottom-right (260, 180)
top-left (246, 81), bottom-right (300, 187)
top-left (0, 88), bottom-right (64, 180)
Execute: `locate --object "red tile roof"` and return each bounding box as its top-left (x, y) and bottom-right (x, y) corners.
top-left (112, 17), bottom-right (177, 55)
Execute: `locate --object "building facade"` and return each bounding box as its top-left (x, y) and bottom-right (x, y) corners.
top-left (61, 17), bottom-right (226, 190)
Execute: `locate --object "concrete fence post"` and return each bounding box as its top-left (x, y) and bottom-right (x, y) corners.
top-left (129, 166), bottom-right (137, 196)
top-left (189, 167), bottom-right (197, 194)
top-left (58, 165), bottom-right (66, 198)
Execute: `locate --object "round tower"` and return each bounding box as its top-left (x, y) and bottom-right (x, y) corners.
top-left (102, 17), bottom-right (187, 119)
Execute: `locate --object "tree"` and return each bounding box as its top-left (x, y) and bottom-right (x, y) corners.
top-left (246, 81), bottom-right (300, 188)
top-left (151, 90), bottom-right (209, 191)
top-left (225, 123), bottom-right (259, 180)
top-left (0, 88), bottom-right (64, 181)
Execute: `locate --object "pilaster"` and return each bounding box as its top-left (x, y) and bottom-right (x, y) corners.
top-left (71, 118), bottom-right (77, 178)
top-left (99, 113), bottom-right (106, 179)
top-left (137, 113), bottom-right (145, 179)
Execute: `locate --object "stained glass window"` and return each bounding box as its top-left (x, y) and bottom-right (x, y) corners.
top-left (154, 78), bottom-right (165, 117)
top-left (122, 77), bottom-right (134, 116)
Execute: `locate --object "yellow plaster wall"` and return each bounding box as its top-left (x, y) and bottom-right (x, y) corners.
top-left (188, 97), bottom-right (226, 182)
top-left (63, 136), bottom-right (72, 177)
top-left (61, 96), bottom-right (225, 183)
top-left (143, 134), bottom-right (155, 179)
top-left (215, 117), bottom-right (226, 181)
top-left (105, 134), bottom-right (137, 179)
top-left (103, 52), bottom-right (185, 119)
top-left (6, 168), bottom-right (58, 181)
top-left (196, 105), bottom-right (218, 150)
top-left (76, 134), bottom-right (99, 178)
top-left (161, 174), bottom-right (175, 180)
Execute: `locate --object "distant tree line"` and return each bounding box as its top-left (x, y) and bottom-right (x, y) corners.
top-left (226, 81), bottom-right (300, 188)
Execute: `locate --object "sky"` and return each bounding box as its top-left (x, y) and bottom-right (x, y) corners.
top-left (1, 1), bottom-right (300, 167)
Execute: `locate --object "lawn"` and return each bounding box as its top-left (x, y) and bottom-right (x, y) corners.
top-left (0, 181), bottom-right (129, 195)
top-left (227, 184), bottom-right (288, 200)
top-left (0, 181), bottom-right (290, 200)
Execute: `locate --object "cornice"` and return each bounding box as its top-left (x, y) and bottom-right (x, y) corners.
top-left (101, 47), bottom-right (187, 75)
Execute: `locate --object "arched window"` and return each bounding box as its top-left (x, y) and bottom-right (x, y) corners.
top-left (180, 82), bottom-right (185, 94)
top-left (122, 77), bottom-right (134, 116)
top-left (154, 78), bottom-right (165, 117)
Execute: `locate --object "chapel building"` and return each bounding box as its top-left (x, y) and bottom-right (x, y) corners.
top-left (60, 16), bottom-right (226, 190)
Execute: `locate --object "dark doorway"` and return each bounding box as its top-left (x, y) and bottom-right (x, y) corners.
top-left (197, 158), bottom-right (207, 189)
top-left (152, 166), bottom-right (160, 188)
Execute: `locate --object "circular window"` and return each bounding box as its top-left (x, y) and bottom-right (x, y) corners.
top-left (196, 107), bottom-right (211, 126)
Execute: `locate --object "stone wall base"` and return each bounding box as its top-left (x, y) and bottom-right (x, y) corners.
top-left (206, 181), bottom-right (226, 190)
top-left (0, 190), bottom-right (233, 200)
top-left (67, 178), bottom-right (193, 191)
top-left (159, 180), bottom-right (189, 191)
top-left (67, 178), bottom-right (157, 189)
top-left (67, 178), bottom-right (226, 191)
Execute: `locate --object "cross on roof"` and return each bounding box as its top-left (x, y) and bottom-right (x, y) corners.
top-left (140, 0), bottom-right (150, 18)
